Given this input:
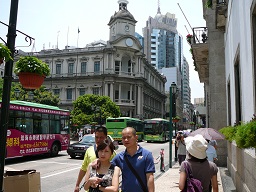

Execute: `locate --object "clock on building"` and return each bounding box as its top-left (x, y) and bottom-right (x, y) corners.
top-left (125, 38), bottom-right (133, 47)
top-left (125, 25), bottom-right (130, 32)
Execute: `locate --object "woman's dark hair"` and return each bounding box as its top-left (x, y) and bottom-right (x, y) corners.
top-left (187, 153), bottom-right (207, 163)
top-left (97, 139), bottom-right (114, 154)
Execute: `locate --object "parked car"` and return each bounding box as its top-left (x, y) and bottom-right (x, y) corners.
top-left (67, 134), bottom-right (118, 158)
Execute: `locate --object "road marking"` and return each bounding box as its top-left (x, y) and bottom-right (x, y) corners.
top-left (32, 161), bottom-right (80, 165)
top-left (41, 167), bottom-right (80, 179)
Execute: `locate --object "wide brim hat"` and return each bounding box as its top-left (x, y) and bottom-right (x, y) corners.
top-left (185, 134), bottom-right (208, 159)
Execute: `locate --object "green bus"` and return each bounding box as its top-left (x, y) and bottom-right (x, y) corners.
top-left (106, 117), bottom-right (144, 142)
top-left (144, 118), bottom-right (170, 142)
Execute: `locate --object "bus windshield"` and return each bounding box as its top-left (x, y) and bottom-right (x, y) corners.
top-left (144, 118), bottom-right (169, 142)
top-left (106, 117), bottom-right (144, 142)
top-left (144, 123), bottom-right (163, 135)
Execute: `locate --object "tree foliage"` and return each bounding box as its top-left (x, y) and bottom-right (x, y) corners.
top-left (71, 94), bottom-right (120, 126)
top-left (0, 79), bottom-right (60, 106)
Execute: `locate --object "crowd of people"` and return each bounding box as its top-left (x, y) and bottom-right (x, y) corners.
top-left (73, 126), bottom-right (219, 192)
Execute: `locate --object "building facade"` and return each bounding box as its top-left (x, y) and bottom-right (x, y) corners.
top-left (182, 57), bottom-right (192, 126)
top-left (191, 0), bottom-right (227, 166)
top-left (15, 0), bottom-right (167, 120)
top-left (142, 4), bottom-right (188, 125)
top-left (224, 1), bottom-right (256, 191)
top-left (193, 0), bottom-right (256, 191)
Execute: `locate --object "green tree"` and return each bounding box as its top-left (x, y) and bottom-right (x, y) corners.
top-left (1, 80), bottom-right (60, 106)
top-left (32, 86), bottom-right (60, 106)
top-left (71, 94), bottom-right (120, 126)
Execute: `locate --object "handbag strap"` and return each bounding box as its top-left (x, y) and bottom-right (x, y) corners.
top-left (183, 161), bottom-right (193, 178)
top-left (124, 155), bottom-right (148, 192)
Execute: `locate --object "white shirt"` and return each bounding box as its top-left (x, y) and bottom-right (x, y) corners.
top-left (206, 144), bottom-right (217, 162)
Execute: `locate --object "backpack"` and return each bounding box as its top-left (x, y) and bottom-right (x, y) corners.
top-left (181, 161), bottom-right (203, 192)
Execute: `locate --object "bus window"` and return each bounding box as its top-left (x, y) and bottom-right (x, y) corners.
top-left (33, 119), bottom-right (42, 134)
top-left (50, 120), bottom-right (60, 134)
top-left (25, 112), bottom-right (32, 117)
top-left (15, 111), bottom-right (24, 117)
top-left (25, 119), bottom-right (33, 134)
top-left (15, 118), bottom-right (33, 134)
top-left (42, 113), bottom-right (49, 119)
top-left (41, 119), bottom-right (49, 134)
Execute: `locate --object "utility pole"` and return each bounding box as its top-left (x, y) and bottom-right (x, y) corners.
top-left (0, 1), bottom-right (19, 191)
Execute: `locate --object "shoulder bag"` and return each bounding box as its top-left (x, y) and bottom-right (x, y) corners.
top-left (181, 161), bottom-right (203, 192)
top-left (124, 155), bottom-right (148, 192)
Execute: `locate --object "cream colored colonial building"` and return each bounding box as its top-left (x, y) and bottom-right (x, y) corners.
top-left (16, 0), bottom-right (166, 119)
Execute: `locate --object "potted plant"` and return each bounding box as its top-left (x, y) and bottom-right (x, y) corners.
top-left (186, 34), bottom-right (193, 44)
top-left (172, 116), bottom-right (181, 123)
top-left (14, 56), bottom-right (50, 89)
top-left (0, 43), bottom-right (13, 64)
top-left (189, 122), bottom-right (195, 125)
top-left (205, 0), bottom-right (212, 8)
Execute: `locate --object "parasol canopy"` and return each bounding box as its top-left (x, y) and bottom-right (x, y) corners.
top-left (188, 128), bottom-right (225, 140)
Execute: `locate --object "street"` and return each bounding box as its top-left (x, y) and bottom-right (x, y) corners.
top-left (5, 141), bottom-right (175, 192)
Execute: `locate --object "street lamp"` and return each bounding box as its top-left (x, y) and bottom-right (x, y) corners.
top-left (171, 82), bottom-right (178, 162)
top-left (193, 112), bottom-right (196, 131)
top-left (0, 2), bottom-right (19, 190)
top-left (28, 91), bottom-right (34, 101)
top-left (14, 88), bottom-right (34, 101)
top-left (14, 88), bottom-right (20, 99)
top-left (169, 82), bottom-right (177, 168)
top-left (0, 1), bottom-right (35, 190)
top-left (196, 111), bottom-right (200, 128)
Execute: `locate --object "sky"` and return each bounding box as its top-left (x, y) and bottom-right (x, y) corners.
top-left (1, 0), bottom-right (205, 103)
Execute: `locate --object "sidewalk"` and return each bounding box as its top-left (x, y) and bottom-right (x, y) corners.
top-left (155, 162), bottom-right (224, 192)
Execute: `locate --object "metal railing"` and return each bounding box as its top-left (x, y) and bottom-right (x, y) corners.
top-left (217, 0), bottom-right (227, 5)
top-left (192, 27), bottom-right (208, 44)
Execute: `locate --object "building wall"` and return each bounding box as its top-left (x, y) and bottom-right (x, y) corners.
top-left (202, 0), bottom-right (227, 167)
top-left (21, 45), bottom-right (166, 119)
top-left (224, 0), bottom-right (256, 191)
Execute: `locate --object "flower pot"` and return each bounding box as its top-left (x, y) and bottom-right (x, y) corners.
top-left (18, 72), bottom-right (45, 89)
top-left (172, 119), bottom-right (179, 123)
top-left (187, 38), bottom-right (192, 44)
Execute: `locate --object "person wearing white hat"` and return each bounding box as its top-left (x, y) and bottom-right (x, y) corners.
top-left (179, 134), bottom-right (219, 192)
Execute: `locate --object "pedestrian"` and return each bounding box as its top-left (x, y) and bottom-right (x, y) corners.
top-left (73, 126), bottom-right (116, 192)
top-left (175, 132), bottom-right (187, 165)
top-left (206, 139), bottom-right (217, 163)
top-left (209, 140), bottom-right (218, 150)
top-left (79, 129), bottom-right (84, 141)
top-left (179, 134), bottom-right (218, 192)
top-left (84, 140), bottom-right (120, 192)
top-left (111, 127), bottom-right (155, 192)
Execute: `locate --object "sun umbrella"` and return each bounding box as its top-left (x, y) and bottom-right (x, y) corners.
top-left (188, 128), bottom-right (225, 140)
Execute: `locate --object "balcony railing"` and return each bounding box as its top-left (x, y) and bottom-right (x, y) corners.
top-left (191, 27), bottom-right (209, 83)
top-left (192, 27), bottom-right (208, 44)
top-left (217, 0), bottom-right (226, 5)
top-left (114, 99), bottom-right (135, 105)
